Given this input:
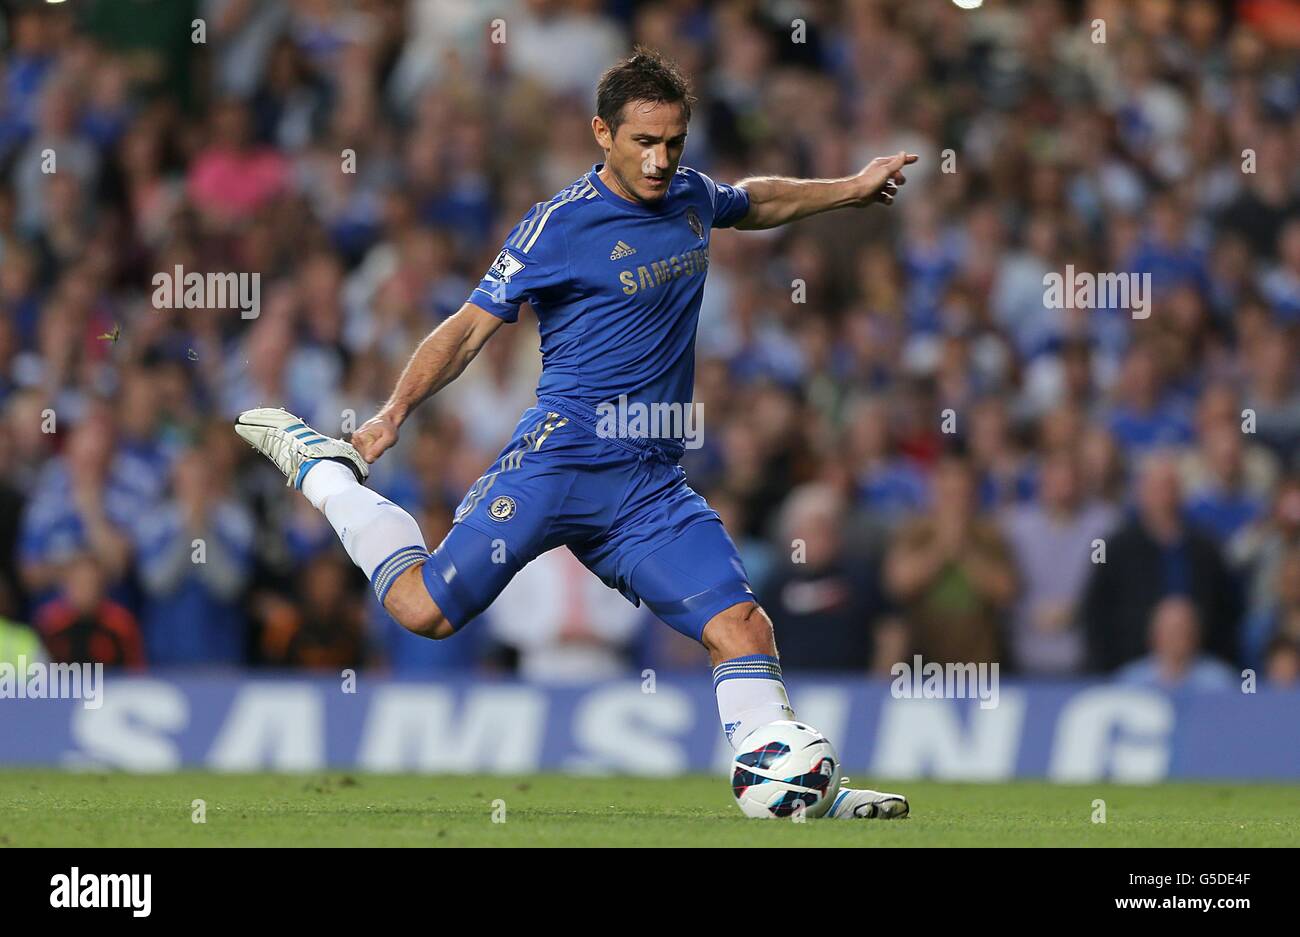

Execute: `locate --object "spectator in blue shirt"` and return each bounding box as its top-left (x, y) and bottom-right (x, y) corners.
top-left (19, 411), bottom-right (136, 607)
top-left (1104, 344), bottom-right (1195, 454)
top-left (135, 449), bottom-right (254, 666)
top-left (843, 395), bottom-right (928, 526)
top-left (1258, 219), bottom-right (1300, 325)
top-left (1241, 546), bottom-right (1300, 671)
top-left (0, 7), bottom-right (57, 162)
top-left (1183, 422), bottom-right (1268, 544)
top-left (1124, 195), bottom-right (1210, 299)
top-left (1116, 596), bottom-right (1237, 691)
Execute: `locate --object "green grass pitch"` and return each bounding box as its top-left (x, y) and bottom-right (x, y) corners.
top-left (2, 772), bottom-right (1298, 847)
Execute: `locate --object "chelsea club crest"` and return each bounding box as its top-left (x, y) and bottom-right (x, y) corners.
top-left (489, 496), bottom-right (517, 522)
top-left (686, 207), bottom-right (703, 239)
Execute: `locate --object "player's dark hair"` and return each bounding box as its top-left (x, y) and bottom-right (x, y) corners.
top-left (596, 46), bottom-right (695, 136)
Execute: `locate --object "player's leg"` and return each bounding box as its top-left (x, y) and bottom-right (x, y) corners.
top-left (698, 599), bottom-right (793, 743)
top-left (379, 514), bottom-right (532, 638)
top-left (233, 407), bottom-right (524, 641)
top-left (620, 517), bottom-right (909, 819)
top-left (298, 458), bottom-right (502, 640)
top-left (235, 409), bottom-right (439, 629)
top-left (381, 566), bottom-right (450, 639)
top-left (697, 598), bottom-right (908, 819)
top-left (698, 600), bottom-right (776, 661)
top-left (615, 522), bottom-right (791, 747)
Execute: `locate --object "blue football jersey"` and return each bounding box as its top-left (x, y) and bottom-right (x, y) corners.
top-left (469, 164), bottom-right (750, 441)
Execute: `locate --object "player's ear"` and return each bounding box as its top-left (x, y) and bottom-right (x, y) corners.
top-left (591, 116), bottom-right (611, 150)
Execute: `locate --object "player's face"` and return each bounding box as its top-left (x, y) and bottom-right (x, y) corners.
top-left (595, 100), bottom-right (688, 204)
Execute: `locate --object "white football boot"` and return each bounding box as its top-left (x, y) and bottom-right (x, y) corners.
top-left (234, 408), bottom-right (369, 489)
top-left (825, 779), bottom-right (910, 819)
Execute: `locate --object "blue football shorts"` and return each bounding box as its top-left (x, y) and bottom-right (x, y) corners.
top-left (420, 402), bottom-right (755, 641)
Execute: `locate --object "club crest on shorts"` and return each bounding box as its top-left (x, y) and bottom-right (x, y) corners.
top-left (686, 206), bottom-right (703, 239)
top-left (488, 495), bottom-right (517, 522)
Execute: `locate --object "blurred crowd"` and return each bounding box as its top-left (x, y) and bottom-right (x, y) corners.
top-left (1, 0), bottom-right (1298, 689)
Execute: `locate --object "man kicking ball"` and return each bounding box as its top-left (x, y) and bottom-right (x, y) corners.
top-left (237, 48), bottom-right (912, 819)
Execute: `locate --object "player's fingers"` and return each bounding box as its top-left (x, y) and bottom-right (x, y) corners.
top-left (887, 150), bottom-right (918, 169)
top-left (892, 170), bottom-right (907, 185)
top-left (374, 432), bottom-right (399, 462)
top-left (353, 432), bottom-right (380, 463)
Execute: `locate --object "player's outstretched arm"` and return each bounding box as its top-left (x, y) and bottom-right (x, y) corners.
top-left (351, 302), bottom-right (505, 463)
top-left (734, 151), bottom-right (918, 230)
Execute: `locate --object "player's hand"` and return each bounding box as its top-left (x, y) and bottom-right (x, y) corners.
top-left (854, 151), bottom-right (918, 207)
top-left (351, 413), bottom-right (400, 464)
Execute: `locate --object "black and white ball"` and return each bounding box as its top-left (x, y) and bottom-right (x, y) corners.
top-left (730, 721), bottom-right (841, 819)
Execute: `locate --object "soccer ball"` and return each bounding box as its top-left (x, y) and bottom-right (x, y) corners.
top-left (730, 721), bottom-right (841, 819)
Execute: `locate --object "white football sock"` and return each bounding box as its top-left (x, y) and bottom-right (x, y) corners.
top-left (301, 459), bottom-right (356, 511)
top-left (713, 655), bottom-right (796, 750)
top-left (300, 460), bottom-right (428, 604)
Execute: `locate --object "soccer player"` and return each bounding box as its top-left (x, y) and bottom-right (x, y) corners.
top-left (237, 48), bottom-right (915, 819)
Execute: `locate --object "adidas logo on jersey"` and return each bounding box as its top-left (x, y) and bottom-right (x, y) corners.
top-left (609, 240), bottom-right (637, 260)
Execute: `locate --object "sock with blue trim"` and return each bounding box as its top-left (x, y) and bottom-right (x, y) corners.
top-left (713, 654), bottom-right (796, 750)
top-left (300, 461), bottom-right (427, 604)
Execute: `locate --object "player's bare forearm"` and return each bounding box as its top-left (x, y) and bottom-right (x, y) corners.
top-left (734, 151), bottom-right (918, 230)
top-left (735, 176), bottom-right (866, 229)
top-left (353, 302), bottom-right (504, 462)
top-left (380, 316), bottom-right (477, 423)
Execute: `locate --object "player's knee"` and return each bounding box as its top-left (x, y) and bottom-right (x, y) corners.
top-left (702, 601), bottom-right (776, 659)
top-left (403, 606), bottom-right (455, 641)
top-left (384, 563), bottom-right (455, 640)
